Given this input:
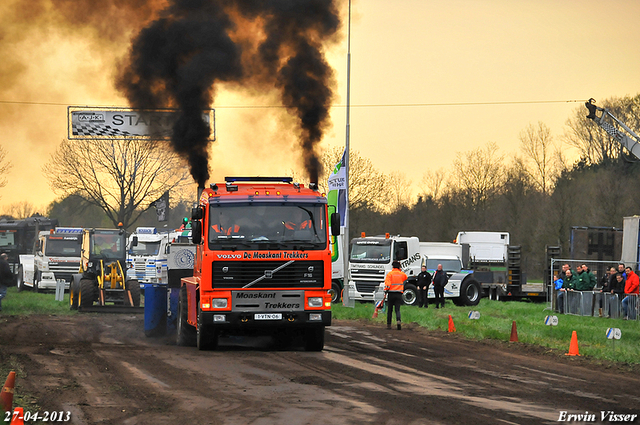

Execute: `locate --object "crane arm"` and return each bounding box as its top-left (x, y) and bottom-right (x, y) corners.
top-left (585, 98), bottom-right (640, 160)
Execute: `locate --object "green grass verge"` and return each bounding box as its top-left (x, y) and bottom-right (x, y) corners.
top-left (1, 287), bottom-right (76, 316)
top-left (332, 299), bottom-right (640, 365)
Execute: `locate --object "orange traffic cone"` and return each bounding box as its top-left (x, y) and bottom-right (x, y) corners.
top-left (565, 330), bottom-right (581, 356)
top-left (10, 407), bottom-right (24, 425)
top-left (448, 315), bottom-right (456, 332)
top-left (1, 371), bottom-right (15, 413)
top-left (509, 320), bottom-right (518, 342)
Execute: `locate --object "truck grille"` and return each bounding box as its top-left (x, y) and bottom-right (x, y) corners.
top-left (355, 281), bottom-right (381, 294)
top-left (212, 260), bottom-right (324, 289)
top-left (49, 263), bottom-right (80, 273)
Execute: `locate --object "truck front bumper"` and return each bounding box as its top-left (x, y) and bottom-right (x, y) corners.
top-left (200, 310), bottom-right (331, 329)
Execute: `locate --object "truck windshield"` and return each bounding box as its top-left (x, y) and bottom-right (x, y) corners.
top-left (208, 203), bottom-right (326, 249)
top-left (0, 232), bottom-right (15, 247)
top-left (350, 240), bottom-right (392, 263)
top-left (130, 241), bottom-right (161, 256)
top-left (45, 237), bottom-right (81, 256)
top-left (426, 259), bottom-right (462, 273)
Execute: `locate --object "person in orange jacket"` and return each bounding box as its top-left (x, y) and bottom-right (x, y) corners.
top-left (622, 266), bottom-right (639, 320)
top-left (384, 261), bottom-right (407, 330)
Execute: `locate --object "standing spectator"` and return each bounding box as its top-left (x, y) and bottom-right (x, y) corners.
top-left (622, 266), bottom-right (640, 320)
top-left (415, 265), bottom-right (432, 308)
top-left (617, 263), bottom-right (627, 280)
top-left (432, 264), bottom-right (448, 309)
top-left (583, 264), bottom-right (597, 290)
top-left (384, 261), bottom-right (407, 330)
top-left (557, 269), bottom-right (576, 314)
top-left (608, 273), bottom-right (626, 317)
top-left (0, 253), bottom-right (12, 312)
top-left (598, 267), bottom-right (617, 317)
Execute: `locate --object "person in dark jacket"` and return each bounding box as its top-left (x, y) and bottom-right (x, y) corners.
top-left (415, 265), bottom-right (432, 308)
top-left (557, 269), bottom-right (576, 314)
top-left (0, 253), bottom-right (13, 312)
top-left (432, 264), bottom-right (448, 308)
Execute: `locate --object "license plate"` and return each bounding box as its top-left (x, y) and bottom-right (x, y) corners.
top-left (255, 313), bottom-right (282, 320)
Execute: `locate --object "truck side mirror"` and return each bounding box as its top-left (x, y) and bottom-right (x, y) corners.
top-left (192, 221), bottom-right (202, 244)
top-left (131, 236), bottom-right (138, 247)
top-left (192, 207), bottom-right (203, 220)
top-left (330, 213), bottom-right (340, 237)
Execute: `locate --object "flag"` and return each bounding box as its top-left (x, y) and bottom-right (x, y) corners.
top-left (327, 149), bottom-right (347, 227)
top-left (152, 191), bottom-right (169, 222)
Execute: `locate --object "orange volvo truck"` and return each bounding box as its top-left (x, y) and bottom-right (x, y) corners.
top-left (177, 177), bottom-right (339, 351)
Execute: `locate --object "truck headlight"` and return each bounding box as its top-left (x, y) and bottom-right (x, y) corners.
top-left (308, 297), bottom-right (323, 308)
top-left (212, 298), bottom-right (228, 308)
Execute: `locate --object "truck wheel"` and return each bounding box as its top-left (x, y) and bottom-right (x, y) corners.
top-left (176, 286), bottom-right (196, 347)
top-left (69, 278), bottom-right (80, 310)
top-left (79, 278), bottom-right (96, 308)
top-left (197, 310), bottom-right (218, 351)
top-left (459, 279), bottom-right (481, 306)
top-left (16, 265), bottom-right (24, 292)
top-left (402, 283), bottom-right (419, 306)
top-left (125, 280), bottom-right (141, 307)
top-left (329, 281), bottom-right (342, 303)
top-left (303, 326), bottom-right (325, 351)
top-left (34, 271), bottom-right (41, 293)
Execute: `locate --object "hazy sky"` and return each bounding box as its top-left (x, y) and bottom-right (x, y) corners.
top-left (1, 0), bottom-right (640, 212)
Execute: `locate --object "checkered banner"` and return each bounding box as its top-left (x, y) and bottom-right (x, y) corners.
top-left (67, 106), bottom-right (215, 140)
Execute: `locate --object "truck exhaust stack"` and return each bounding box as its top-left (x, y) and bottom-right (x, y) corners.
top-left (197, 186), bottom-right (204, 201)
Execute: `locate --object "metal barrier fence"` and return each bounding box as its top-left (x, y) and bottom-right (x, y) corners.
top-left (557, 291), bottom-right (638, 320)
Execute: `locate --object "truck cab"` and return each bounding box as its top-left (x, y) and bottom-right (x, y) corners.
top-left (126, 227), bottom-right (169, 285)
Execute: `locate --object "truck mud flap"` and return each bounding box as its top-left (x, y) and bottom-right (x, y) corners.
top-left (78, 306), bottom-right (145, 314)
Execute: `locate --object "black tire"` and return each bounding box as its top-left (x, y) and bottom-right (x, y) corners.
top-left (303, 326), bottom-right (325, 351)
top-left (125, 280), bottom-right (141, 307)
top-left (69, 277), bottom-right (80, 310)
top-left (329, 281), bottom-right (342, 303)
top-left (16, 265), bottom-right (24, 292)
top-left (196, 309), bottom-right (218, 350)
top-left (176, 286), bottom-right (196, 347)
top-left (34, 271), bottom-right (41, 293)
top-left (458, 279), bottom-right (481, 306)
top-left (402, 283), bottom-right (419, 306)
top-left (79, 278), bottom-right (97, 308)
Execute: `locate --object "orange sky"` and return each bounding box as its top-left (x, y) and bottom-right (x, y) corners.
top-left (1, 0), bottom-right (640, 212)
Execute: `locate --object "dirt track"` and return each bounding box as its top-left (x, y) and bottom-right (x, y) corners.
top-left (1, 313), bottom-right (639, 425)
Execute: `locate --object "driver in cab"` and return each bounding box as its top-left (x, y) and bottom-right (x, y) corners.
top-left (93, 235), bottom-right (118, 255)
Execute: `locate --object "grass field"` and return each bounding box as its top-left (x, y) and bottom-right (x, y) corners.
top-left (2, 287), bottom-right (639, 365)
top-left (332, 299), bottom-right (640, 365)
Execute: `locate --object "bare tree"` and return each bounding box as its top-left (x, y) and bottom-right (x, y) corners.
top-left (450, 142), bottom-right (505, 210)
top-left (388, 171), bottom-right (412, 212)
top-left (45, 138), bottom-right (189, 229)
top-left (419, 168), bottom-right (446, 203)
top-left (519, 121), bottom-right (558, 195)
top-left (2, 201), bottom-right (40, 219)
top-left (0, 145), bottom-right (12, 194)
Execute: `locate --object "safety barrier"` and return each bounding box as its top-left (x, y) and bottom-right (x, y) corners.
top-left (560, 291), bottom-right (626, 319)
top-left (622, 293), bottom-right (638, 320)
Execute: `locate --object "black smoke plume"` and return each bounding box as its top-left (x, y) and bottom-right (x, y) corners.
top-left (118, 0), bottom-right (341, 186)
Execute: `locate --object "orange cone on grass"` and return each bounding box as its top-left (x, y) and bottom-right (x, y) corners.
top-left (565, 330), bottom-right (580, 356)
top-left (10, 407), bottom-right (24, 425)
top-left (448, 315), bottom-right (456, 332)
top-left (1, 371), bottom-right (15, 413)
top-left (509, 320), bottom-right (518, 342)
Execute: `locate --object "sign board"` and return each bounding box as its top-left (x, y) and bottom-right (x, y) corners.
top-left (68, 106), bottom-right (215, 140)
top-left (468, 311), bottom-right (480, 320)
top-left (606, 327), bottom-right (621, 340)
top-left (544, 315), bottom-right (558, 326)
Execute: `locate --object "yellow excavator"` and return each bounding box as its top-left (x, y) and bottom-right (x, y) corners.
top-left (69, 227), bottom-right (142, 312)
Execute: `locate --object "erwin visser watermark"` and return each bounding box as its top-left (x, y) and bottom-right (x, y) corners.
top-left (557, 411), bottom-right (637, 422)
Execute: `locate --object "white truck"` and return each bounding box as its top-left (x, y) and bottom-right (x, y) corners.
top-left (126, 227), bottom-right (169, 285)
top-left (347, 234), bottom-right (482, 306)
top-left (18, 227), bottom-right (82, 292)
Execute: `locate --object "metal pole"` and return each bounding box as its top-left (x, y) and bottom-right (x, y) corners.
top-left (342, 0), bottom-right (354, 307)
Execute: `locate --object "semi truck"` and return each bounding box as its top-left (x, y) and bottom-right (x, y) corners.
top-left (126, 227), bottom-right (169, 285)
top-left (347, 234), bottom-right (482, 306)
top-left (0, 215), bottom-right (58, 286)
top-left (18, 227), bottom-right (82, 292)
top-left (175, 177), bottom-right (339, 351)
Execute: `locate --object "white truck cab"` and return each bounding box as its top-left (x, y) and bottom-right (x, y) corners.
top-left (347, 234), bottom-right (481, 306)
top-left (126, 227), bottom-right (169, 284)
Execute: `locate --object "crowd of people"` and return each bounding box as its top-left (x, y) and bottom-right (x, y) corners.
top-left (555, 263), bottom-right (639, 320)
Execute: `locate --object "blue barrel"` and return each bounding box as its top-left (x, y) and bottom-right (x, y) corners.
top-left (144, 284), bottom-right (167, 337)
